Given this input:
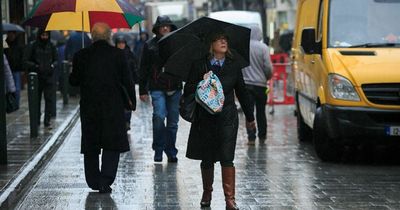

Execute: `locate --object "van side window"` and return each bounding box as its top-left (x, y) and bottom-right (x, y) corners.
top-left (317, 0), bottom-right (324, 41)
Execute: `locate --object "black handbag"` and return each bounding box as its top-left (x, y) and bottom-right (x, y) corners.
top-left (179, 93), bottom-right (196, 122)
top-left (6, 92), bottom-right (18, 113)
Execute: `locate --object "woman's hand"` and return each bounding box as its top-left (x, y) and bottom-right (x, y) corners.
top-left (203, 71), bottom-right (212, 80)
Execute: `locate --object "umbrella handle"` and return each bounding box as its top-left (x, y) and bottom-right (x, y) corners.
top-left (82, 11), bottom-right (84, 48)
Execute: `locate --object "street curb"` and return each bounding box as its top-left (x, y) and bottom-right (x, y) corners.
top-left (0, 107), bottom-right (80, 209)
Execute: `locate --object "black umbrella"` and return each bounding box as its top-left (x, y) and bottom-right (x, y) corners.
top-left (2, 23), bottom-right (25, 33)
top-left (158, 16), bottom-right (250, 81)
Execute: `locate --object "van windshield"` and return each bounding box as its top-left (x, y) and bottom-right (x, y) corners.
top-left (329, 0), bottom-right (400, 48)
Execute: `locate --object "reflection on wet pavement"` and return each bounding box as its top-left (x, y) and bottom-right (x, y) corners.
top-left (15, 104), bottom-right (400, 209)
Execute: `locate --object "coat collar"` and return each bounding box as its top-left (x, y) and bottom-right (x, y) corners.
top-left (92, 40), bottom-right (110, 47)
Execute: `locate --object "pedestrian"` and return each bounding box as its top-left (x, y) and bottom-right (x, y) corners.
top-left (65, 31), bottom-right (92, 97)
top-left (133, 31), bottom-right (148, 64)
top-left (23, 29), bottom-right (58, 128)
top-left (5, 31), bottom-right (25, 108)
top-left (65, 31), bottom-right (92, 62)
top-left (139, 15), bottom-right (182, 163)
top-left (115, 35), bottom-right (138, 130)
top-left (183, 32), bottom-right (256, 209)
top-left (242, 26), bottom-right (273, 145)
top-left (55, 34), bottom-right (66, 92)
top-left (3, 53), bottom-right (18, 114)
top-left (3, 54), bottom-right (16, 97)
top-left (69, 22), bottom-right (136, 193)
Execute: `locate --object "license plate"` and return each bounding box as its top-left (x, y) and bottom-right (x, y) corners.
top-left (385, 126), bottom-right (400, 136)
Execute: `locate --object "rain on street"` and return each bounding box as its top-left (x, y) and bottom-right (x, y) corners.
top-left (13, 103), bottom-right (400, 210)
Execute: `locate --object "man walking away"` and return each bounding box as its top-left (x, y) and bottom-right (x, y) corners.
top-left (69, 23), bottom-right (136, 193)
top-left (242, 26), bottom-right (273, 145)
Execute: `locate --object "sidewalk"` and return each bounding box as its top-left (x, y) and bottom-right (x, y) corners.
top-left (9, 101), bottom-right (319, 210)
top-left (0, 89), bottom-right (80, 206)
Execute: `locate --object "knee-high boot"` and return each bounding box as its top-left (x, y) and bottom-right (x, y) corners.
top-left (200, 167), bottom-right (214, 207)
top-left (222, 166), bottom-right (239, 210)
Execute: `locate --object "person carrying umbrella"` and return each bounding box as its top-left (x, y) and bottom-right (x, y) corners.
top-left (183, 31), bottom-right (256, 210)
top-left (138, 16), bottom-right (182, 163)
top-left (69, 22), bottom-right (136, 193)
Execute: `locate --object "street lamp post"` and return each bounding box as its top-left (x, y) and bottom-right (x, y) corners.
top-left (0, 0), bottom-right (8, 164)
top-left (259, 0), bottom-right (267, 39)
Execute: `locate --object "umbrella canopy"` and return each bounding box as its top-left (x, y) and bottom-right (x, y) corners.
top-left (2, 23), bottom-right (25, 33)
top-left (158, 17), bottom-right (250, 81)
top-left (23, 0), bottom-right (143, 32)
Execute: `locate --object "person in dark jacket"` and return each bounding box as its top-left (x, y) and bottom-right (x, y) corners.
top-left (65, 31), bottom-right (92, 62)
top-left (23, 29), bottom-right (57, 128)
top-left (5, 31), bottom-right (25, 108)
top-left (139, 15), bottom-right (182, 163)
top-left (183, 32), bottom-right (255, 210)
top-left (133, 31), bottom-right (149, 62)
top-left (115, 35), bottom-right (138, 130)
top-left (69, 23), bottom-right (136, 193)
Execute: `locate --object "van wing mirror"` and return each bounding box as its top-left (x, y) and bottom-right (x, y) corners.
top-left (301, 28), bottom-right (321, 54)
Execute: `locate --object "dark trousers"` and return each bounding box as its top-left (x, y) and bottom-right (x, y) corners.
top-left (245, 84), bottom-right (268, 140)
top-left (38, 81), bottom-right (55, 124)
top-left (84, 150), bottom-right (120, 190)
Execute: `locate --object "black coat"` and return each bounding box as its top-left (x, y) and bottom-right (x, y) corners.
top-left (138, 37), bottom-right (182, 95)
top-left (69, 40), bottom-right (136, 154)
top-left (122, 47), bottom-right (138, 83)
top-left (23, 40), bottom-right (57, 84)
top-left (4, 38), bottom-right (24, 72)
top-left (184, 55), bottom-right (255, 161)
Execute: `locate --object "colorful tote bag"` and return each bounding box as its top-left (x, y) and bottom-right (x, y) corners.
top-left (195, 71), bottom-right (225, 114)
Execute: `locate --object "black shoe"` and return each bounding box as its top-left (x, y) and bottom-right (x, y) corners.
top-left (154, 152), bottom-right (163, 162)
top-left (168, 157), bottom-right (178, 163)
top-left (99, 185), bottom-right (112, 193)
top-left (259, 136), bottom-right (266, 144)
top-left (44, 122), bottom-right (52, 129)
top-left (247, 140), bottom-right (256, 145)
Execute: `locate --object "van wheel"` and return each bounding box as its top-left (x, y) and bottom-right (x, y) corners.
top-left (313, 107), bottom-right (343, 162)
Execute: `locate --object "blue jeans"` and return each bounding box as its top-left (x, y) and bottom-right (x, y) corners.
top-left (12, 72), bottom-right (21, 108)
top-left (150, 90), bottom-right (181, 159)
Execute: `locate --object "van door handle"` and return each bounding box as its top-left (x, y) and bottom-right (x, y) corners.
top-left (311, 60), bottom-right (315, 64)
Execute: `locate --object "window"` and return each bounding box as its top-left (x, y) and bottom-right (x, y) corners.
top-left (1, 0), bottom-right (9, 22)
top-left (317, 0), bottom-right (324, 41)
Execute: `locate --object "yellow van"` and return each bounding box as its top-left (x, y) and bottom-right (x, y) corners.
top-left (292, 0), bottom-right (400, 161)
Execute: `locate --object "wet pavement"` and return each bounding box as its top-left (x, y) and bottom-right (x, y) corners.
top-left (9, 101), bottom-right (400, 209)
top-left (1, 89), bottom-right (79, 205)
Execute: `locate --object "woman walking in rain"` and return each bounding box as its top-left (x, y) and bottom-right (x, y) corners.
top-left (183, 32), bottom-right (256, 210)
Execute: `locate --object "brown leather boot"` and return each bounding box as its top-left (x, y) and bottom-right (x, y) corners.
top-left (222, 166), bottom-right (239, 210)
top-left (200, 167), bottom-right (214, 207)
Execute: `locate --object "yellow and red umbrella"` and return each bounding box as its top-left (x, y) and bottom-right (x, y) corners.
top-left (23, 0), bottom-right (144, 32)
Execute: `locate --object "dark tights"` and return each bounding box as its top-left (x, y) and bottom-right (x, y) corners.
top-left (201, 160), bottom-right (233, 169)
